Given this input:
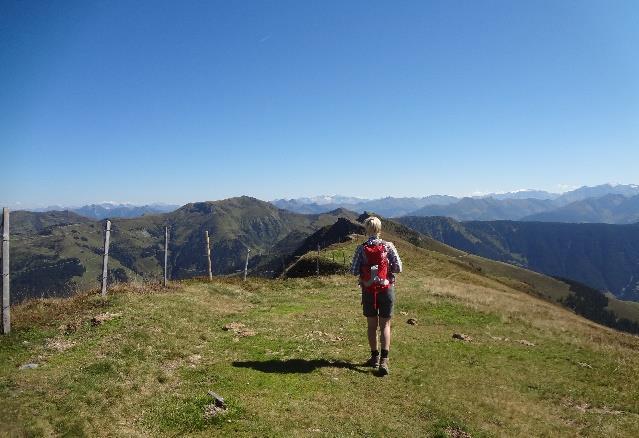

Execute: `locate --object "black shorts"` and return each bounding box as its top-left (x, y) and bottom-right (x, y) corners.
top-left (362, 285), bottom-right (395, 318)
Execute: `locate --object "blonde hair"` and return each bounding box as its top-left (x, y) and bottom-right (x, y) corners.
top-left (364, 216), bottom-right (382, 237)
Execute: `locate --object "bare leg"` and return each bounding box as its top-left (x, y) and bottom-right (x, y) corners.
top-left (367, 316), bottom-right (379, 351)
top-left (379, 317), bottom-right (391, 351)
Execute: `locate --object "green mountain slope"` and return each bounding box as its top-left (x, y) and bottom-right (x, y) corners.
top-left (2, 233), bottom-right (639, 436)
top-left (11, 210), bottom-right (95, 234)
top-left (10, 198), bottom-right (359, 302)
top-left (396, 216), bottom-right (639, 302)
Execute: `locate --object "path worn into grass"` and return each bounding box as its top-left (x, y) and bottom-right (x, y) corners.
top-left (2, 242), bottom-right (639, 436)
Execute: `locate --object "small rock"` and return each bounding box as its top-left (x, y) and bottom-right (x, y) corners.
top-left (203, 403), bottom-right (226, 419)
top-left (208, 391), bottom-right (226, 408)
top-left (204, 391), bottom-right (228, 419)
top-left (452, 333), bottom-right (472, 342)
top-left (19, 363), bottom-right (39, 370)
top-left (399, 311), bottom-right (408, 316)
top-left (518, 339), bottom-right (535, 347)
top-left (577, 362), bottom-right (593, 369)
top-left (407, 318), bottom-right (418, 325)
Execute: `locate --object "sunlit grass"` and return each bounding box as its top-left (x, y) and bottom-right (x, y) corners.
top-left (2, 239), bottom-right (639, 437)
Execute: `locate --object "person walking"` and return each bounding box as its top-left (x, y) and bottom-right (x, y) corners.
top-left (351, 216), bottom-right (402, 375)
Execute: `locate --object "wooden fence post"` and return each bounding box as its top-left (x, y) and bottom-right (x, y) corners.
top-left (2, 208), bottom-right (10, 334)
top-left (101, 220), bottom-right (111, 296)
top-left (164, 226), bottom-right (169, 287)
top-left (243, 248), bottom-right (251, 281)
top-left (205, 231), bottom-right (213, 281)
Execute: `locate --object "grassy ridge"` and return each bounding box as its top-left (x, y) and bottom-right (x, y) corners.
top-left (2, 237), bottom-right (639, 437)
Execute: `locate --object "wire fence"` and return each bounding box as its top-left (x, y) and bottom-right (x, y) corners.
top-left (1, 209), bottom-right (358, 334)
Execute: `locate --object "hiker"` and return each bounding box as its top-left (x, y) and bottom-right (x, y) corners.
top-left (351, 216), bottom-right (402, 375)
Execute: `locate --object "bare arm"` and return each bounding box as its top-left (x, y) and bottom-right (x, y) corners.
top-left (350, 245), bottom-right (363, 276)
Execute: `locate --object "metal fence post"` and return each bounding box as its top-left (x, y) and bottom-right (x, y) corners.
top-left (243, 248), bottom-right (251, 281)
top-left (2, 208), bottom-right (10, 334)
top-left (164, 226), bottom-right (169, 287)
top-left (101, 220), bottom-right (111, 296)
top-left (205, 231), bottom-right (213, 281)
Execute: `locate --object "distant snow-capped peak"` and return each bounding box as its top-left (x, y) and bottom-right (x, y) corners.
top-left (274, 195), bottom-right (367, 205)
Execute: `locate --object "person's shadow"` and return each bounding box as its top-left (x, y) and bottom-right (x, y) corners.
top-left (232, 358), bottom-right (370, 374)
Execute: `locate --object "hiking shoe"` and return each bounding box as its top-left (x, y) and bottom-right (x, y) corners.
top-left (365, 354), bottom-right (380, 368)
top-left (379, 358), bottom-right (389, 375)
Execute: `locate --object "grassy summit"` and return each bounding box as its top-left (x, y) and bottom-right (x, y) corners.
top-left (1, 235), bottom-right (638, 437)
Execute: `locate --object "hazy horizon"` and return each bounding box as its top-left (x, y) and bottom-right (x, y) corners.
top-left (5, 181), bottom-right (639, 210)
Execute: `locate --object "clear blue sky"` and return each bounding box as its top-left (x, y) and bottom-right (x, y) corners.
top-left (2, 0), bottom-right (638, 207)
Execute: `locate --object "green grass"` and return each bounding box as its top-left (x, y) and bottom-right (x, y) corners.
top-left (2, 238), bottom-right (639, 437)
top-left (607, 296), bottom-right (639, 322)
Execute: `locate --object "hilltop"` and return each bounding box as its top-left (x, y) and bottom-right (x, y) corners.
top-left (2, 226), bottom-right (639, 436)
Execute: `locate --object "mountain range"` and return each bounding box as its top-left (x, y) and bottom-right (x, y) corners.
top-left (273, 184), bottom-right (639, 223)
top-left (16, 183), bottom-right (639, 223)
top-left (10, 193), bottom-right (639, 305)
top-left (8, 196), bottom-right (639, 336)
top-left (29, 202), bottom-right (179, 219)
top-left (272, 195), bottom-right (458, 217)
top-left (407, 197), bottom-right (555, 221)
top-left (522, 194), bottom-right (639, 224)
top-left (396, 216), bottom-right (639, 301)
top-left (9, 197), bottom-right (355, 303)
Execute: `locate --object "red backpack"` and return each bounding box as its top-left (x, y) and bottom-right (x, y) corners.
top-left (359, 242), bottom-right (391, 298)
